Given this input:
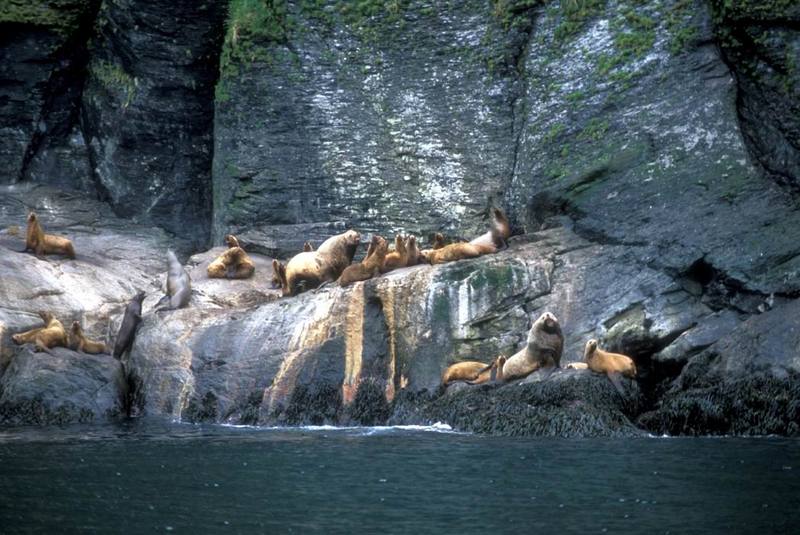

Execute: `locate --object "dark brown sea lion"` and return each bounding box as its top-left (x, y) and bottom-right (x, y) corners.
top-left (113, 290), bottom-right (145, 360)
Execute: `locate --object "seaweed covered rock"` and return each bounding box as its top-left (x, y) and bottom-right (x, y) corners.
top-left (0, 347), bottom-right (126, 425)
top-left (639, 299), bottom-right (800, 435)
top-left (389, 369), bottom-right (643, 437)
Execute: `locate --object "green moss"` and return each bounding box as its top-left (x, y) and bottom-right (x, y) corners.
top-left (90, 60), bottom-right (136, 108)
top-left (553, 0), bottom-right (608, 44)
top-left (594, 3), bottom-right (655, 80)
top-left (0, 0), bottom-right (90, 36)
top-left (665, 0), bottom-right (696, 55)
top-left (578, 118), bottom-right (609, 141)
top-left (543, 122), bottom-right (566, 143)
top-left (216, 0), bottom-right (290, 101)
top-left (491, 0), bottom-right (543, 30)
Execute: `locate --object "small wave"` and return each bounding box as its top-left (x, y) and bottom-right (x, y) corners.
top-left (217, 421), bottom-right (463, 435)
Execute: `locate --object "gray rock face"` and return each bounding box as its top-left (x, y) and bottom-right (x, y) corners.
top-left (81, 0), bottom-right (226, 248)
top-left (212, 0), bottom-right (517, 242)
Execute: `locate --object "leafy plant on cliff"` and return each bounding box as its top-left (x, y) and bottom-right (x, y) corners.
top-left (90, 60), bottom-right (136, 108)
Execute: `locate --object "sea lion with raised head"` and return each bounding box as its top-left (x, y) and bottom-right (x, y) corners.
top-left (156, 250), bottom-right (191, 310)
top-left (113, 291), bottom-right (145, 360)
top-left (207, 235), bottom-right (255, 279)
top-left (381, 235), bottom-right (408, 273)
top-left (24, 212), bottom-right (75, 258)
top-left (500, 311), bottom-right (564, 382)
top-left (303, 241), bottom-right (314, 252)
top-left (404, 235), bottom-right (423, 267)
top-left (69, 321), bottom-right (107, 354)
top-left (338, 235), bottom-right (389, 287)
top-left (584, 339), bottom-right (636, 396)
top-left (12, 311), bottom-right (68, 352)
top-left (422, 207), bottom-right (511, 265)
top-left (273, 230), bottom-right (360, 296)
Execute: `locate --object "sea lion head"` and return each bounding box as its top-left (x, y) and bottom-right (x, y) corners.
top-left (27, 212), bottom-right (37, 223)
top-left (134, 290), bottom-right (146, 303)
top-left (224, 234), bottom-right (239, 248)
top-left (38, 311), bottom-right (53, 323)
top-left (584, 339), bottom-right (598, 359)
top-left (71, 321), bottom-right (81, 334)
top-left (432, 233), bottom-right (445, 249)
top-left (534, 311), bottom-right (560, 334)
top-left (374, 235), bottom-right (388, 254)
top-left (341, 230), bottom-right (360, 261)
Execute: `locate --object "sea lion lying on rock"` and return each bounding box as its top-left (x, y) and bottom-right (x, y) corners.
top-left (273, 230), bottom-right (360, 296)
top-left (24, 212), bottom-right (75, 259)
top-left (441, 356), bottom-right (506, 386)
top-left (338, 235), bottom-right (388, 287)
top-left (113, 291), bottom-right (145, 360)
top-left (69, 321), bottom-right (107, 354)
top-left (156, 250), bottom-right (191, 310)
top-left (500, 311), bottom-right (564, 382)
top-left (422, 207), bottom-right (510, 265)
top-left (584, 339), bottom-right (636, 395)
top-left (12, 312), bottom-right (68, 352)
top-left (207, 234), bottom-right (255, 279)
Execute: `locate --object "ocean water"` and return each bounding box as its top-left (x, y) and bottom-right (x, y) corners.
top-left (0, 422), bottom-right (798, 534)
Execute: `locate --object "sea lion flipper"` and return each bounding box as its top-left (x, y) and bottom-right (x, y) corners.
top-left (154, 295), bottom-right (170, 309)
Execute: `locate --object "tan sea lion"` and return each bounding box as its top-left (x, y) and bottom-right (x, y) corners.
top-left (500, 311), bottom-right (564, 382)
top-left (566, 362), bottom-right (588, 370)
top-left (69, 321), bottom-right (107, 354)
top-left (12, 311), bottom-right (68, 352)
top-left (441, 355), bottom-right (506, 386)
top-left (404, 235), bottom-right (423, 267)
top-left (381, 235), bottom-right (408, 273)
top-left (422, 207), bottom-right (511, 265)
top-left (24, 212), bottom-right (75, 258)
top-left (303, 241), bottom-right (314, 252)
top-left (274, 230), bottom-right (360, 296)
top-left (338, 235), bottom-right (388, 287)
top-left (432, 232), bottom-right (445, 250)
top-left (113, 291), bottom-right (145, 360)
top-left (584, 339), bottom-right (636, 378)
top-left (207, 235), bottom-right (255, 279)
top-left (156, 250), bottom-right (191, 310)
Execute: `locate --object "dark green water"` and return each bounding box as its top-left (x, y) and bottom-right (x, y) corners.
top-left (0, 422), bottom-right (798, 534)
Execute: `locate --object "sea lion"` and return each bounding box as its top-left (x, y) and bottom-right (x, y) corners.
top-left (273, 230), bottom-right (360, 296)
top-left (207, 235), bottom-right (255, 279)
top-left (69, 321), bottom-right (107, 354)
top-left (381, 235), bottom-right (408, 273)
top-left (584, 339), bottom-right (636, 396)
top-left (24, 212), bottom-right (75, 258)
top-left (113, 290), bottom-right (145, 360)
top-left (422, 207), bottom-right (511, 265)
top-left (338, 235), bottom-right (389, 287)
top-left (500, 311), bottom-right (564, 382)
top-left (12, 311), bottom-right (68, 352)
top-left (441, 355), bottom-right (507, 386)
top-left (404, 235), bottom-right (423, 267)
top-left (303, 241), bottom-right (314, 252)
top-left (156, 250), bottom-right (191, 310)
top-left (431, 233), bottom-right (445, 250)
top-left (566, 362), bottom-right (588, 370)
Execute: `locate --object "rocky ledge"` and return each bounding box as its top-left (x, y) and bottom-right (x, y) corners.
top-left (1, 185), bottom-right (798, 436)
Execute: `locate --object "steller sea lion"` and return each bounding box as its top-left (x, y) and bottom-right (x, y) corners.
top-left (303, 241), bottom-right (314, 252)
top-left (441, 355), bottom-right (506, 386)
top-left (404, 235), bottom-right (423, 267)
top-left (432, 232), bottom-right (445, 250)
top-left (381, 235), bottom-right (408, 273)
top-left (12, 311), bottom-right (68, 352)
top-left (69, 321), bottom-right (107, 354)
top-left (566, 362), bottom-right (588, 370)
top-left (156, 250), bottom-right (191, 310)
top-left (207, 235), bottom-right (255, 279)
top-left (113, 290), bottom-right (145, 360)
top-left (338, 235), bottom-right (389, 287)
top-left (24, 212), bottom-right (75, 259)
top-left (422, 207), bottom-right (511, 265)
top-left (273, 230), bottom-right (360, 296)
top-left (500, 311), bottom-right (564, 382)
top-left (584, 339), bottom-right (636, 396)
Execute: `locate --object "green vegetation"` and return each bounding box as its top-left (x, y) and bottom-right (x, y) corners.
top-left (553, 0), bottom-right (607, 44)
top-left (0, 0), bottom-right (90, 36)
top-left (491, 0), bottom-right (543, 30)
top-left (578, 118), bottom-right (609, 141)
top-left (299, 0), bottom-right (408, 41)
top-left (665, 0), bottom-right (696, 55)
top-left (543, 122), bottom-right (566, 143)
top-left (596, 5), bottom-right (655, 76)
top-left (216, 0), bottom-right (290, 101)
top-left (90, 60), bottom-right (136, 108)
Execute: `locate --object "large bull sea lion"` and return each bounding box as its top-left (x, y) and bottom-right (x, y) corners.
top-left (273, 230), bottom-right (360, 296)
top-left (500, 311), bottom-right (564, 382)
